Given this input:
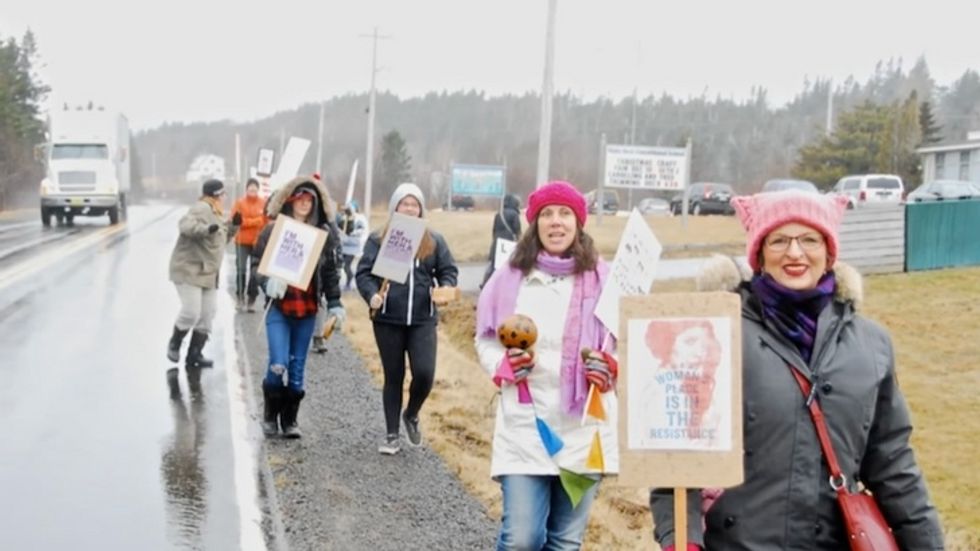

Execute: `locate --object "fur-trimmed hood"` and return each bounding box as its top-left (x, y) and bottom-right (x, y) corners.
top-left (695, 254), bottom-right (863, 309)
top-left (266, 176), bottom-right (336, 223)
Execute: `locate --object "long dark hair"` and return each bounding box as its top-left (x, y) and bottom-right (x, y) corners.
top-left (509, 219), bottom-right (599, 275)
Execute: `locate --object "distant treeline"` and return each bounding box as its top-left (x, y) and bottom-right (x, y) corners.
top-left (0, 31), bottom-right (47, 210)
top-left (136, 57), bottom-right (980, 205)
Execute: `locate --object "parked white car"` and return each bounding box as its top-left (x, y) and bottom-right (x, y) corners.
top-left (831, 174), bottom-right (904, 208)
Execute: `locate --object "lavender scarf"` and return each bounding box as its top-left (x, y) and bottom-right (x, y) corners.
top-left (750, 272), bottom-right (837, 363)
top-left (477, 252), bottom-right (611, 415)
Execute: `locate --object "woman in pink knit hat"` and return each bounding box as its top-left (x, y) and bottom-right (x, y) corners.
top-left (476, 180), bottom-right (619, 550)
top-left (651, 190), bottom-right (943, 550)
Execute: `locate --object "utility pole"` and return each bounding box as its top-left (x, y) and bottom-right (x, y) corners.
top-left (629, 85), bottom-right (638, 210)
top-left (361, 27), bottom-right (390, 227)
top-left (535, 0), bottom-right (557, 189)
top-left (315, 101), bottom-right (325, 176)
top-left (826, 81), bottom-right (834, 136)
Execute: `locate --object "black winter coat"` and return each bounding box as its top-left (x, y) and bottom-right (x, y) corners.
top-left (356, 230), bottom-right (458, 326)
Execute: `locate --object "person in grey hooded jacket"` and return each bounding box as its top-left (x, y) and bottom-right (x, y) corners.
top-left (650, 190), bottom-right (943, 551)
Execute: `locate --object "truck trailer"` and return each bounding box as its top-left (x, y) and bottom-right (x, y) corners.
top-left (39, 108), bottom-right (130, 226)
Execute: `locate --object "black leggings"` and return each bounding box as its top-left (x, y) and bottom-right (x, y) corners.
top-left (372, 322), bottom-right (437, 435)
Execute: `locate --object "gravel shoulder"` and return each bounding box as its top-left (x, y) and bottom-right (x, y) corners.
top-left (235, 307), bottom-right (497, 551)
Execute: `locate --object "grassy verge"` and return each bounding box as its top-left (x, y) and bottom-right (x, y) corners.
top-left (341, 266), bottom-right (980, 549)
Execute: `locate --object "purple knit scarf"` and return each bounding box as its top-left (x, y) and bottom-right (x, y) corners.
top-left (750, 272), bottom-right (837, 363)
top-left (476, 252), bottom-right (610, 415)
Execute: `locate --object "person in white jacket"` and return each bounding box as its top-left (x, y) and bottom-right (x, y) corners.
top-left (475, 181), bottom-right (618, 551)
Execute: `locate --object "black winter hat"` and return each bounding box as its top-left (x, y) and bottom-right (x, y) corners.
top-left (202, 179), bottom-right (225, 197)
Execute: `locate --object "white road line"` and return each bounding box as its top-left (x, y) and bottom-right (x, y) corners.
top-left (217, 266), bottom-right (267, 551)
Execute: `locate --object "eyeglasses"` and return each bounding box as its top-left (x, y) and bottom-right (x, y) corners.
top-left (764, 233), bottom-right (825, 252)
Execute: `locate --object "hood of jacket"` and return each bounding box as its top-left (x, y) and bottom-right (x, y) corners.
top-left (695, 254), bottom-right (863, 310)
top-left (503, 193), bottom-right (521, 211)
top-left (266, 176), bottom-right (335, 224)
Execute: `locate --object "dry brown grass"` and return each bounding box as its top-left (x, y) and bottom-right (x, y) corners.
top-left (341, 265), bottom-right (980, 549)
top-left (369, 209), bottom-right (745, 262)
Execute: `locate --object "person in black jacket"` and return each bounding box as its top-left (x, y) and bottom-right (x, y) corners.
top-left (356, 183), bottom-right (459, 455)
top-left (481, 193), bottom-right (522, 288)
top-left (252, 176), bottom-right (345, 439)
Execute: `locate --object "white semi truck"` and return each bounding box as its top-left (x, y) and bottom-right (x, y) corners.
top-left (39, 109), bottom-right (130, 226)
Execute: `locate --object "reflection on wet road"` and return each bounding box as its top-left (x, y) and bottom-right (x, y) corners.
top-left (0, 205), bottom-right (263, 550)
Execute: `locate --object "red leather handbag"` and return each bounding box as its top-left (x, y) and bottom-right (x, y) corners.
top-left (788, 367), bottom-right (899, 551)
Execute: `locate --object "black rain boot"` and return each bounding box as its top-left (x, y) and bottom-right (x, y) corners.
top-left (167, 326), bottom-right (189, 363)
top-left (166, 368), bottom-right (181, 400)
top-left (186, 330), bottom-right (214, 368)
top-left (261, 384), bottom-right (285, 437)
top-left (280, 389), bottom-right (306, 439)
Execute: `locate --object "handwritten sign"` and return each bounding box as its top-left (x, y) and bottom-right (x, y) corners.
top-left (370, 212), bottom-right (427, 284)
top-left (257, 215), bottom-right (328, 289)
top-left (617, 292), bottom-right (743, 489)
top-left (595, 209), bottom-right (662, 337)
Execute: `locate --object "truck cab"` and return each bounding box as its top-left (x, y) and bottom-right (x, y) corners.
top-left (39, 108), bottom-right (130, 226)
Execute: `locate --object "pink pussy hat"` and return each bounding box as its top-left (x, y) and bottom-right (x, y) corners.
top-left (731, 190), bottom-right (850, 272)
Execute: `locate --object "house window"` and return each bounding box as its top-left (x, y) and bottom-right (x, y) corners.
top-left (935, 152), bottom-right (945, 180)
top-left (960, 150), bottom-right (972, 181)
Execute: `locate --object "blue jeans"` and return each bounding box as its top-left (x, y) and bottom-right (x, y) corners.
top-left (264, 305), bottom-right (316, 391)
top-left (497, 474), bottom-right (599, 551)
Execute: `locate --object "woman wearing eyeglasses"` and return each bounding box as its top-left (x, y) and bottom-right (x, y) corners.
top-left (650, 191), bottom-right (943, 550)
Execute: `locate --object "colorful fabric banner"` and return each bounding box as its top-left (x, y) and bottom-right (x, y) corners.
top-left (586, 385), bottom-right (606, 421)
top-left (535, 417), bottom-right (564, 456)
top-left (585, 430), bottom-right (604, 471)
top-left (559, 469), bottom-right (597, 509)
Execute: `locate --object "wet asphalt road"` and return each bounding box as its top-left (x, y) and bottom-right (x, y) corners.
top-left (0, 205), bottom-right (262, 550)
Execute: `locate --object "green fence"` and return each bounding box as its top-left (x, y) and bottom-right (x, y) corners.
top-left (906, 200), bottom-right (980, 271)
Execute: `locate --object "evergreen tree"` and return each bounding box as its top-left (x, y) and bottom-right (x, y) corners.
top-left (919, 100), bottom-right (943, 145)
top-left (377, 130), bottom-right (412, 200)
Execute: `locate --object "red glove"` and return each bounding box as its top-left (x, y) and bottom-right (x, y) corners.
top-left (663, 545), bottom-right (702, 551)
top-left (581, 349), bottom-right (618, 392)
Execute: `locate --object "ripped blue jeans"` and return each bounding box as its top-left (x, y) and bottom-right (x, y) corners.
top-left (263, 305), bottom-right (316, 392)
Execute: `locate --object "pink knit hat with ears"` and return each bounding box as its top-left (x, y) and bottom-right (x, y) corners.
top-left (526, 181), bottom-right (588, 225)
top-left (731, 190), bottom-right (850, 272)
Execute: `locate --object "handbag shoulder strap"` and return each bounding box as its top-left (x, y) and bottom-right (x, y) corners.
top-left (787, 365), bottom-right (847, 488)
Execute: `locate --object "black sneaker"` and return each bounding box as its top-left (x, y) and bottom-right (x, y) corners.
top-left (403, 412), bottom-right (422, 447)
top-left (378, 433), bottom-right (401, 455)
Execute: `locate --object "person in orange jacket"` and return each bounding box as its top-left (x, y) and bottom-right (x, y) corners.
top-left (229, 178), bottom-right (268, 311)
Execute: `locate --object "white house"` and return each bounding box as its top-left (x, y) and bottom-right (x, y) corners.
top-left (185, 154), bottom-right (226, 186)
top-left (916, 131), bottom-right (980, 184)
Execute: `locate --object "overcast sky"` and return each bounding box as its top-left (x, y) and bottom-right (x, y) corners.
top-left (3, 0), bottom-right (977, 130)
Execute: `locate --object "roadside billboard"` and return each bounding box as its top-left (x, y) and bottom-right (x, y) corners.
top-left (450, 164), bottom-right (506, 197)
top-left (604, 145), bottom-right (688, 191)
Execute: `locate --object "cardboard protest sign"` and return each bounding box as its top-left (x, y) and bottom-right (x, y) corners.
top-left (595, 209), bottom-right (662, 337)
top-left (370, 212), bottom-right (427, 284)
top-left (268, 137), bottom-right (311, 192)
top-left (257, 216), bottom-right (328, 290)
top-left (616, 292), bottom-right (744, 489)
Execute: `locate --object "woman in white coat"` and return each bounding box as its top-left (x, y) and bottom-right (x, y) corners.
top-left (476, 181), bottom-right (618, 551)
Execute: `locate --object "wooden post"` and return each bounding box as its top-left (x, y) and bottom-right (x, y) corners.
top-left (674, 487), bottom-right (687, 549)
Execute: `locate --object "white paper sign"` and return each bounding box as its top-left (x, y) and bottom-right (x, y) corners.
top-left (627, 316), bottom-right (733, 451)
top-left (268, 137), bottom-right (311, 191)
top-left (370, 212), bottom-right (427, 284)
top-left (256, 148), bottom-right (275, 177)
top-left (493, 238), bottom-right (516, 270)
top-left (595, 209), bottom-right (663, 337)
top-left (604, 144), bottom-right (688, 190)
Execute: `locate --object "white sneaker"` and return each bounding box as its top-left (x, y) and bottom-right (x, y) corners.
top-left (378, 434), bottom-right (401, 455)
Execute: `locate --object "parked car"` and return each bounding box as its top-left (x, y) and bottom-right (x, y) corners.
top-left (444, 194), bottom-right (475, 210)
top-left (585, 189), bottom-right (620, 214)
top-left (830, 174), bottom-right (904, 208)
top-left (669, 183), bottom-right (736, 215)
top-left (761, 179), bottom-right (819, 193)
top-left (906, 180), bottom-right (980, 202)
top-left (637, 197), bottom-right (671, 216)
